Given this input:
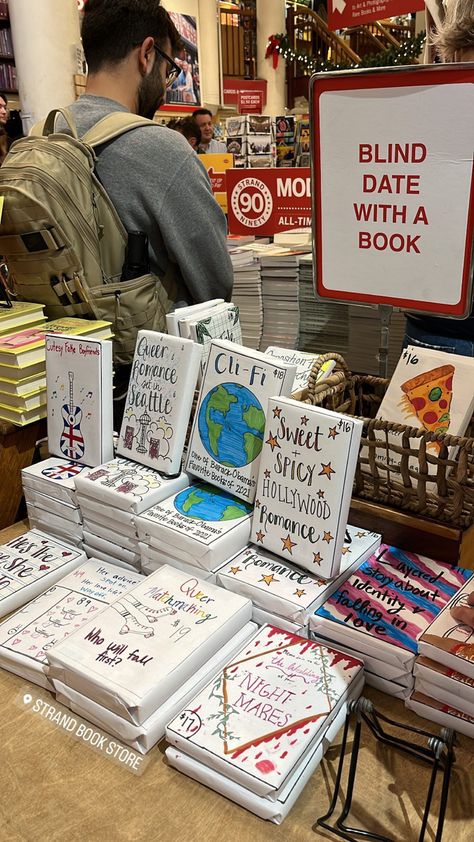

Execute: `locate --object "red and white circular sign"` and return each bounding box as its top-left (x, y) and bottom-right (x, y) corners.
top-left (230, 177), bottom-right (273, 229)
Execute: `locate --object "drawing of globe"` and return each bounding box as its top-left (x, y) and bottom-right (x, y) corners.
top-left (198, 383), bottom-right (265, 467)
top-left (174, 483), bottom-right (252, 521)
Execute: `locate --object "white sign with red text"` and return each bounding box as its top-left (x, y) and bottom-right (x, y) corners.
top-left (311, 66), bottom-right (474, 316)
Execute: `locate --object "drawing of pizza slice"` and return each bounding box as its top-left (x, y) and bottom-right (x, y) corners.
top-left (400, 364), bottom-right (455, 450)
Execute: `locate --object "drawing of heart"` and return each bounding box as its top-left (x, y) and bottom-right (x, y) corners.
top-left (12, 638), bottom-right (21, 644)
top-left (39, 565), bottom-right (50, 571)
top-left (62, 552), bottom-right (71, 556)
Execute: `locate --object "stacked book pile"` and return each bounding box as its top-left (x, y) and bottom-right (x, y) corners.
top-left (215, 527), bottom-right (381, 637)
top-left (74, 457), bottom-right (189, 571)
top-left (0, 558), bottom-right (142, 688)
top-left (310, 545), bottom-right (471, 698)
top-left (165, 624), bottom-right (364, 822)
top-left (297, 255), bottom-right (350, 356)
top-left (21, 457), bottom-right (88, 547)
top-left (348, 305), bottom-right (406, 376)
top-left (0, 301), bottom-right (47, 419)
top-left (407, 575), bottom-right (474, 738)
top-left (228, 245), bottom-right (263, 349)
top-left (259, 249), bottom-right (304, 350)
top-left (135, 481), bottom-right (254, 578)
top-left (0, 527), bottom-right (86, 617)
top-left (45, 565), bottom-right (254, 754)
top-left (0, 316), bottom-right (112, 426)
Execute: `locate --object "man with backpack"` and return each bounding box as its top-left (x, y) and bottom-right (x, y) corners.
top-left (0, 0), bottom-right (233, 384)
top-left (74, 0), bottom-right (233, 310)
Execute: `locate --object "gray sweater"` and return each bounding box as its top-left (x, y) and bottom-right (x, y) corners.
top-left (68, 95), bottom-right (233, 306)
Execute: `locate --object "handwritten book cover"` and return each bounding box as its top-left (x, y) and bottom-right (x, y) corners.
top-left (216, 527), bottom-right (381, 626)
top-left (264, 347), bottom-right (336, 396)
top-left (21, 458), bottom-right (89, 504)
top-left (52, 624), bottom-right (257, 755)
top-left (166, 624), bottom-right (363, 798)
top-left (376, 346), bottom-right (474, 471)
top-left (251, 399), bottom-right (363, 579)
top-left (166, 691), bottom-right (356, 823)
top-left (310, 545), bottom-right (470, 669)
top-left (74, 457), bottom-right (189, 514)
top-left (188, 305), bottom-right (242, 379)
top-left (418, 576), bottom-right (474, 680)
top-left (0, 560), bottom-right (142, 688)
top-left (46, 334), bottom-right (113, 468)
top-left (0, 529), bottom-right (85, 616)
top-left (46, 565), bottom-right (252, 724)
top-left (186, 340), bottom-right (296, 504)
top-left (117, 331), bottom-right (201, 474)
top-left (135, 482), bottom-right (253, 571)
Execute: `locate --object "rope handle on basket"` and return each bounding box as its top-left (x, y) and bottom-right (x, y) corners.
top-left (305, 352), bottom-right (351, 406)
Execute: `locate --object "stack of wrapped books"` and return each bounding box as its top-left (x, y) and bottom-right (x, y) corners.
top-left (0, 317), bottom-right (112, 426)
top-left (45, 565), bottom-right (254, 753)
top-left (407, 575), bottom-right (474, 738)
top-left (22, 457), bottom-right (88, 547)
top-left (309, 545), bottom-right (471, 698)
top-left (165, 624), bottom-right (364, 822)
top-left (0, 559), bottom-right (142, 688)
top-left (215, 527), bottom-right (382, 636)
top-left (74, 457), bottom-right (189, 571)
top-left (0, 528), bottom-right (85, 616)
top-left (135, 482), bottom-right (253, 576)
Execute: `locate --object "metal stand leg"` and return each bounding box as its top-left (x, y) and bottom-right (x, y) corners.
top-left (313, 697), bottom-right (457, 842)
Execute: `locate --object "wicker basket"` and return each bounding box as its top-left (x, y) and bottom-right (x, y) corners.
top-left (304, 359), bottom-right (474, 530)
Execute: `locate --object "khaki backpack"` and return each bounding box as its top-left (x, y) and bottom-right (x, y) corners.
top-left (0, 107), bottom-right (176, 365)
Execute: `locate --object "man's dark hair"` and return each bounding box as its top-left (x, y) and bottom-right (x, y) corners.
top-left (82, 0), bottom-right (181, 74)
top-left (192, 108), bottom-right (212, 120)
top-left (0, 92), bottom-right (7, 105)
top-left (174, 116), bottom-right (201, 145)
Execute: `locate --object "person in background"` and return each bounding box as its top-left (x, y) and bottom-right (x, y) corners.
top-left (192, 107), bottom-right (226, 153)
top-left (0, 93), bottom-right (7, 127)
top-left (172, 116), bottom-right (201, 150)
top-left (69, 0), bottom-right (232, 314)
top-left (404, 0), bottom-right (474, 355)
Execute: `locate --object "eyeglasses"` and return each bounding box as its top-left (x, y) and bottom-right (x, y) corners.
top-left (152, 43), bottom-right (181, 87)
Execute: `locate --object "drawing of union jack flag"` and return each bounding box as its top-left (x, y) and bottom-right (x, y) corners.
top-left (60, 414), bottom-right (85, 460)
top-left (41, 462), bottom-right (85, 481)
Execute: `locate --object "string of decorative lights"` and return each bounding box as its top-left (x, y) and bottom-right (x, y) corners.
top-left (265, 30), bottom-right (426, 74)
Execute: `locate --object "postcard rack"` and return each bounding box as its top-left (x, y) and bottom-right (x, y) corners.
top-left (314, 696), bottom-right (456, 842)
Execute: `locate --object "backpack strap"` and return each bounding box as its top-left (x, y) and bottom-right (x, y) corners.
top-left (82, 112), bottom-right (157, 148)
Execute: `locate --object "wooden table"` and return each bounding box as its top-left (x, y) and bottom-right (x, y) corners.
top-left (0, 522), bottom-right (472, 842)
top-left (0, 419), bottom-right (45, 530)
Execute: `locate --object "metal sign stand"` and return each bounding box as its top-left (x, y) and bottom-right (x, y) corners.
top-left (314, 697), bottom-right (456, 842)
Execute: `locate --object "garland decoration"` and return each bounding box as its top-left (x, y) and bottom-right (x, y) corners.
top-left (265, 30), bottom-right (426, 74)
